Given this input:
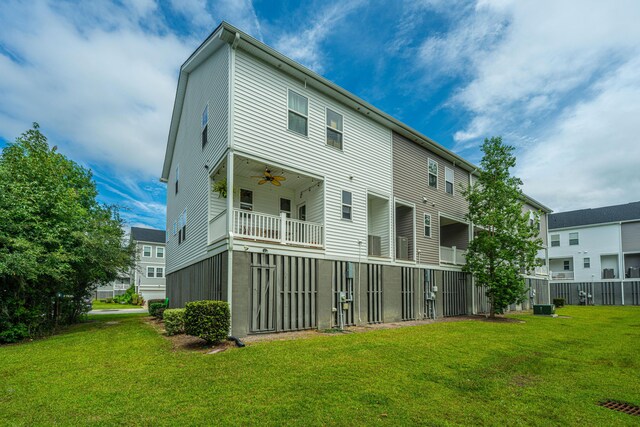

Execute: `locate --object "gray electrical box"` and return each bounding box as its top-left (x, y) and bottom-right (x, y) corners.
top-left (345, 262), bottom-right (355, 279)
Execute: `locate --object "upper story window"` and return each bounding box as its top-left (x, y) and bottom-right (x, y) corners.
top-left (240, 189), bottom-right (253, 211)
top-left (280, 198), bottom-right (291, 218)
top-left (143, 245), bottom-right (152, 257)
top-left (175, 165), bottom-right (180, 194)
top-left (569, 232), bottom-right (579, 245)
top-left (147, 266), bottom-right (155, 278)
top-left (155, 267), bottom-right (164, 278)
top-left (551, 234), bottom-right (560, 247)
top-left (583, 257), bottom-right (590, 268)
top-left (445, 167), bottom-right (454, 195)
top-left (288, 90), bottom-right (308, 136)
top-left (326, 108), bottom-right (343, 150)
top-left (428, 159), bottom-right (438, 189)
top-left (563, 260), bottom-right (570, 270)
top-left (201, 104), bottom-right (208, 148)
top-left (156, 247), bottom-right (164, 258)
top-left (178, 209), bottom-right (187, 244)
top-left (341, 190), bottom-right (352, 220)
top-left (424, 213), bottom-right (432, 237)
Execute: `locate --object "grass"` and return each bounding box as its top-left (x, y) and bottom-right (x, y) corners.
top-left (1, 306), bottom-right (639, 426)
top-left (91, 300), bottom-right (144, 310)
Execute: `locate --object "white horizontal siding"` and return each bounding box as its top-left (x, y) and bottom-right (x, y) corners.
top-left (232, 50), bottom-right (392, 260)
top-left (166, 45), bottom-right (229, 273)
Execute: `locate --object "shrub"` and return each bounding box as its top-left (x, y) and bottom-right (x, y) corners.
top-left (553, 298), bottom-right (565, 308)
top-left (184, 300), bottom-right (230, 345)
top-left (150, 303), bottom-right (165, 319)
top-left (147, 299), bottom-right (165, 315)
top-left (163, 309), bottom-right (186, 336)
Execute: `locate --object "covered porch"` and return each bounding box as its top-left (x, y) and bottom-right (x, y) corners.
top-left (208, 154), bottom-right (324, 248)
top-left (440, 216), bottom-right (469, 266)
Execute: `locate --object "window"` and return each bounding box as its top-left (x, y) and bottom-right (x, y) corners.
top-left (178, 209), bottom-right (187, 244)
top-left (201, 105), bottom-right (208, 148)
top-left (156, 267), bottom-right (164, 278)
top-left (147, 266), bottom-right (155, 278)
top-left (175, 165), bottom-right (179, 194)
top-left (424, 213), bottom-right (431, 237)
top-left (143, 245), bottom-right (152, 257)
top-left (341, 190), bottom-right (352, 220)
top-left (280, 198), bottom-right (291, 217)
top-left (240, 189), bottom-right (253, 211)
top-left (156, 247), bottom-right (164, 258)
top-left (583, 257), bottom-right (590, 268)
top-left (551, 234), bottom-right (560, 247)
top-left (563, 260), bottom-right (570, 271)
top-left (172, 220), bottom-right (177, 236)
top-left (569, 232), bottom-right (579, 245)
top-left (326, 108), bottom-right (343, 149)
top-left (428, 159), bottom-right (438, 189)
top-left (288, 90), bottom-right (308, 136)
top-left (445, 167), bottom-right (454, 195)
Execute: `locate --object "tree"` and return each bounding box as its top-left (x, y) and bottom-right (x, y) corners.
top-left (462, 137), bottom-right (543, 317)
top-left (0, 124), bottom-right (134, 342)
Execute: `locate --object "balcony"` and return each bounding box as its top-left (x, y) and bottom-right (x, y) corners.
top-left (551, 270), bottom-right (574, 280)
top-left (440, 246), bottom-right (466, 266)
top-left (232, 209), bottom-right (323, 248)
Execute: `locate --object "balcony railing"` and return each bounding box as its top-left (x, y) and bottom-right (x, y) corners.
top-left (232, 209), bottom-right (323, 248)
top-left (440, 246), bottom-right (466, 266)
top-left (534, 265), bottom-right (549, 276)
top-left (551, 271), bottom-right (574, 280)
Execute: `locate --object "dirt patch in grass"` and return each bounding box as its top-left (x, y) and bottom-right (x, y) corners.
top-left (478, 316), bottom-right (525, 324)
top-left (144, 317), bottom-right (233, 354)
top-left (511, 374), bottom-right (538, 388)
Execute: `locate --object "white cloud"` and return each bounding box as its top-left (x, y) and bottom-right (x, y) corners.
top-left (272, 0), bottom-right (365, 73)
top-left (212, 0), bottom-right (263, 40)
top-left (169, 0), bottom-right (215, 30)
top-left (413, 0), bottom-right (640, 210)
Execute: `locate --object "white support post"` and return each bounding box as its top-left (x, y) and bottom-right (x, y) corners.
top-left (452, 245), bottom-right (457, 265)
top-left (280, 212), bottom-right (287, 244)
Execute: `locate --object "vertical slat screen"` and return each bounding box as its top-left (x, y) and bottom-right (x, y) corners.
top-left (401, 267), bottom-right (416, 321)
top-left (367, 264), bottom-right (383, 323)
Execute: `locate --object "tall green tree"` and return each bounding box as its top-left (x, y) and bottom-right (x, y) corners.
top-left (0, 124), bottom-right (134, 342)
top-left (463, 137), bottom-right (543, 317)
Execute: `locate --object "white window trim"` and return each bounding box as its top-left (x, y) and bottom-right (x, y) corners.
top-left (551, 234), bottom-right (560, 246)
top-left (156, 247), bottom-right (164, 258)
top-left (287, 88), bottom-right (309, 137)
top-left (280, 198), bottom-right (292, 217)
top-left (424, 213), bottom-right (432, 238)
top-left (569, 232), bottom-right (579, 245)
top-left (583, 257), bottom-right (590, 268)
top-left (445, 166), bottom-right (454, 195)
top-left (142, 245), bottom-right (152, 257)
top-left (201, 104), bottom-right (209, 148)
top-left (325, 107), bottom-right (343, 150)
top-left (155, 267), bottom-right (164, 278)
top-left (428, 158), bottom-right (438, 189)
top-left (146, 266), bottom-right (155, 278)
top-left (341, 190), bottom-right (353, 221)
top-left (240, 188), bottom-right (253, 211)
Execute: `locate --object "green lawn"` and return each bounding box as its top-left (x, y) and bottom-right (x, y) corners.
top-left (91, 300), bottom-right (144, 310)
top-left (1, 307), bottom-right (639, 426)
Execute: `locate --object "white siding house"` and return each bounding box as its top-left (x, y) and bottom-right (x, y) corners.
top-left (161, 22), bottom-right (553, 337)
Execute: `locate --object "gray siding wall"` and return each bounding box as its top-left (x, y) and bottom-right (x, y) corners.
top-left (622, 221), bottom-right (640, 252)
top-left (395, 205), bottom-right (414, 260)
top-left (524, 203), bottom-right (548, 246)
top-left (440, 223), bottom-right (469, 249)
top-left (135, 241), bottom-right (166, 290)
top-left (166, 251), bottom-right (228, 308)
top-left (392, 132), bottom-right (469, 265)
top-left (166, 44), bottom-right (229, 273)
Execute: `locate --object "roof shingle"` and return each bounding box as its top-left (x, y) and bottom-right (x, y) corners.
top-left (549, 201), bottom-right (640, 229)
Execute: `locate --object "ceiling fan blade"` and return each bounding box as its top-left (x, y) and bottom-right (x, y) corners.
top-left (258, 179), bottom-right (268, 185)
top-left (264, 169), bottom-right (273, 178)
top-left (271, 180), bottom-right (282, 187)
top-left (272, 175), bottom-right (286, 181)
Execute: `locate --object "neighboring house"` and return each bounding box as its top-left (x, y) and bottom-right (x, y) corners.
top-left (94, 275), bottom-right (131, 300)
top-left (548, 201), bottom-right (640, 305)
top-left (161, 22), bottom-right (552, 337)
top-left (130, 227), bottom-right (167, 302)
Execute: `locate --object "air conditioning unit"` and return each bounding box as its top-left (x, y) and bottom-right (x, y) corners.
top-left (368, 235), bottom-right (381, 257)
top-left (396, 236), bottom-right (409, 260)
top-left (603, 268), bottom-right (615, 279)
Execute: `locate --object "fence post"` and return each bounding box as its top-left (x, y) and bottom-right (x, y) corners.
top-left (280, 212), bottom-right (287, 245)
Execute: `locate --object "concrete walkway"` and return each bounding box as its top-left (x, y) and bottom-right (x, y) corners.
top-left (89, 308), bottom-right (147, 315)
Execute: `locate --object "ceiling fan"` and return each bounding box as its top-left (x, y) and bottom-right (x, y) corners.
top-left (252, 168), bottom-right (286, 186)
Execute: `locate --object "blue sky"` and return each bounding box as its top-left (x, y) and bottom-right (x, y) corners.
top-left (1, 0), bottom-right (639, 230)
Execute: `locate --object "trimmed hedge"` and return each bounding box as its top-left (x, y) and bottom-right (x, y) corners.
top-left (553, 298), bottom-right (565, 308)
top-left (163, 309), bottom-right (185, 336)
top-left (147, 299), bottom-right (165, 315)
top-left (150, 303), bottom-right (165, 319)
top-left (184, 300), bottom-right (230, 345)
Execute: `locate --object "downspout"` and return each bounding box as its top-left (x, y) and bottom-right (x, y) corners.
top-left (226, 35), bottom-right (238, 335)
top-left (358, 240), bottom-right (362, 323)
